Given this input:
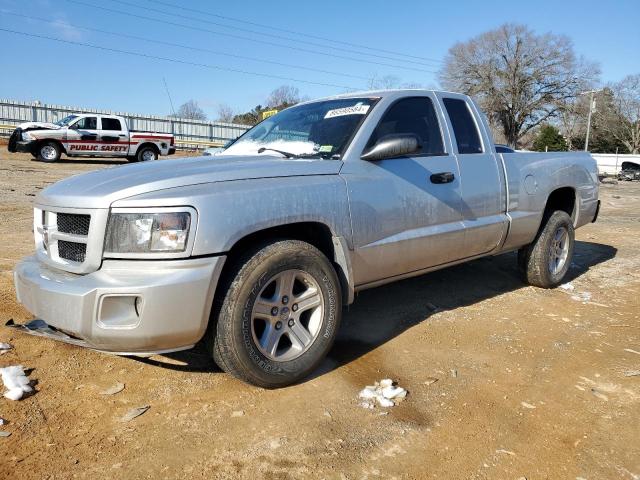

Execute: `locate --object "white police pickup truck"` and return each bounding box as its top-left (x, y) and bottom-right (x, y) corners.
top-left (8, 113), bottom-right (176, 162)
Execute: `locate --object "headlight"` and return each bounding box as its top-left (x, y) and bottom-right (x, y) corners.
top-left (22, 131), bottom-right (35, 141)
top-left (104, 208), bottom-right (195, 257)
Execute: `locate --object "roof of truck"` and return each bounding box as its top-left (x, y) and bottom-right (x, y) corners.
top-left (301, 89), bottom-right (467, 105)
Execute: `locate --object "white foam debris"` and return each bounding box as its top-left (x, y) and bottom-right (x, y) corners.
top-left (0, 365), bottom-right (33, 401)
top-left (560, 283), bottom-right (575, 291)
top-left (571, 291), bottom-right (592, 302)
top-left (358, 379), bottom-right (408, 409)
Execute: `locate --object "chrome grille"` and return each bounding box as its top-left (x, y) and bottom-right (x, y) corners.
top-left (58, 240), bottom-right (87, 263)
top-left (34, 206), bottom-right (108, 274)
top-left (57, 213), bottom-right (90, 236)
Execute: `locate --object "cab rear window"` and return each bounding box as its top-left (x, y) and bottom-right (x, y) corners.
top-left (443, 98), bottom-right (483, 154)
top-left (101, 118), bottom-right (122, 130)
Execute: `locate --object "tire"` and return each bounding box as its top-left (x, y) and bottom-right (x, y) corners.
top-left (132, 146), bottom-right (158, 162)
top-left (211, 240), bottom-right (342, 388)
top-left (518, 210), bottom-right (575, 288)
top-left (37, 141), bottom-right (61, 162)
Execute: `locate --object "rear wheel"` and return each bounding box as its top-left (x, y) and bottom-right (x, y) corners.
top-left (131, 146), bottom-right (158, 162)
top-left (518, 210), bottom-right (575, 288)
top-left (37, 141), bottom-right (61, 162)
top-left (211, 240), bottom-right (342, 388)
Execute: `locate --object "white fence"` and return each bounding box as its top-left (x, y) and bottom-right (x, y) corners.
top-left (592, 153), bottom-right (640, 175)
top-left (0, 99), bottom-right (249, 149)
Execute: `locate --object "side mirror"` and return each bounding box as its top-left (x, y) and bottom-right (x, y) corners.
top-left (69, 123), bottom-right (79, 130)
top-left (361, 134), bottom-right (420, 161)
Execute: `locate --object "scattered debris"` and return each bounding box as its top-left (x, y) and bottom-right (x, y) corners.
top-left (520, 402), bottom-right (536, 409)
top-left (591, 388), bottom-right (609, 401)
top-left (624, 348), bottom-right (640, 356)
top-left (0, 342), bottom-right (12, 354)
top-left (0, 431), bottom-right (11, 438)
top-left (0, 365), bottom-right (33, 401)
top-left (231, 410), bottom-right (245, 417)
top-left (99, 382), bottom-right (125, 396)
top-left (0, 418), bottom-right (5, 426)
top-left (560, 283), bottom-right (575, 291)
top-left (450, 369), bottom-right (458, 378)
top-left (623, 370), bottom-right (640, 377)
top-left (423, 377), bottom-right (439, 385)
top-left (496, 449), bottom-right (516, 456)
top-left (119, 405), bottom-right (149, 422)
top-left (571, 291), bottom-right (592, 302)
top-left (359, 379), bottom-right (408, 409)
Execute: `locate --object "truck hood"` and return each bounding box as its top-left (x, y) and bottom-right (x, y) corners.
top-left (17, 121), bottom-right (61, 131)
top-left (36, 154), bottom-right (343, 209)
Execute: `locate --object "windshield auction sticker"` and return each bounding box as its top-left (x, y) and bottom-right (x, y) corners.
top-left (324, 103), bottom-right (370, 119)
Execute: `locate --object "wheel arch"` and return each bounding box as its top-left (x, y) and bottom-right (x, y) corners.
top-left (36, 138), bottom-right (66, 155)
top-left (538, 186), bottom-right (576, 231)
top-left (136, 142), bottom-right (161, 155)
top-left (217, 221), bottom-right (354, 306)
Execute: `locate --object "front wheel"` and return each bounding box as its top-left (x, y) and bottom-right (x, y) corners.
top-left (518, 210), bottom-right (575, 288)
top-left (37, 141), bottom-right (61, 162)
top-left (211, 240), bottom-right (342, 388)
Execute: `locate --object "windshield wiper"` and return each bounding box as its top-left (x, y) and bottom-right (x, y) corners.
top-left (257, 147), bottom-right (328, 160)
top-left (257, 147), bottom-right (298, 158)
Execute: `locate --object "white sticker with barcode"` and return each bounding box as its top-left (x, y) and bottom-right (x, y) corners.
top-left (324, 103), bottom-right (370, 119)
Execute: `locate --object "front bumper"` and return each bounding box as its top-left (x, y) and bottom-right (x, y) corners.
top-left (13, 140), bottom-right (36, 154)
top-left (13, 255), bottom-right (226, 354)
top-left (168, 147), bottom-right (176, 155)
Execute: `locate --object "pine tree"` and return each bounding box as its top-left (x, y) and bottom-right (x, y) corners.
top-left (532, 125), bottom-right (568, 152)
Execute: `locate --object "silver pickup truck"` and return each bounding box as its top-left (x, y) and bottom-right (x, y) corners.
top-left (12, 90), bottom-right (600, 387)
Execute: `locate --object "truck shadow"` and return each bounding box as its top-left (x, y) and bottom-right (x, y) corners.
top-left (321, 240), bottom-right (616, 373)
top-left (139, 240), bottom-right (616, 376)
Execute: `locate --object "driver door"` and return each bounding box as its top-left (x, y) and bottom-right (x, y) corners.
top-left (65, 116), bottom-right (98, 155)
top-left (342, 96), bottom-right (465, 287)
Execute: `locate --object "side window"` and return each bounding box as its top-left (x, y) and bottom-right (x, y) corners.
top-left (442, 98), bottom-right (483, 154)
top-left (366, 97), bottom-right (444, 155)
top-left (101, 118), bottom-right (122, 130)
top-left (74, 117), bottom-right (97, 130)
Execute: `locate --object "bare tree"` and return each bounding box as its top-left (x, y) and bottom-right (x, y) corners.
top-left (173, 100), bottom-right (207, 121)
top-left (368, 74), bottom-right (424, 90)
top-left (600, 74), bottom-right (640, 154)
top-left (266, 85), bottom-right (302, 109)
top-left (557, 96), bottom-right (590, 150)
top-left (216, 103), bottom-right (235, 123)
top-left (368, 74), bottom-right (400, 89)
top-left (439, 24), bottom-right (599, 147)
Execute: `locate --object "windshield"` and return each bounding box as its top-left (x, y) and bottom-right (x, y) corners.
top-left (224, 97), bottom-right (379, 159)
top-left (54, 115), bottom-right (78, 127)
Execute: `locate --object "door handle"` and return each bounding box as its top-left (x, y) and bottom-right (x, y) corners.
top-left (430, 172), bottom-right (455, 184)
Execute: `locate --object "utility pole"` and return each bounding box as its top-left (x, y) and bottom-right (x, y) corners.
top-left (581, 89), bottom-right (601, 152)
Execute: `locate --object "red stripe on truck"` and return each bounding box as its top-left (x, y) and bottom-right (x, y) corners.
top-left (131, 135), bottom-right (173, 140)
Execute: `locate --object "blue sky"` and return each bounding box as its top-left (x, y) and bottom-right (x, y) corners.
top-left (0, 0), bottom-right (638, 119)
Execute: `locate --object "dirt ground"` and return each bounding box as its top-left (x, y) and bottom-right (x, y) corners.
top-left (0, 147), bottom-right (638, 480)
